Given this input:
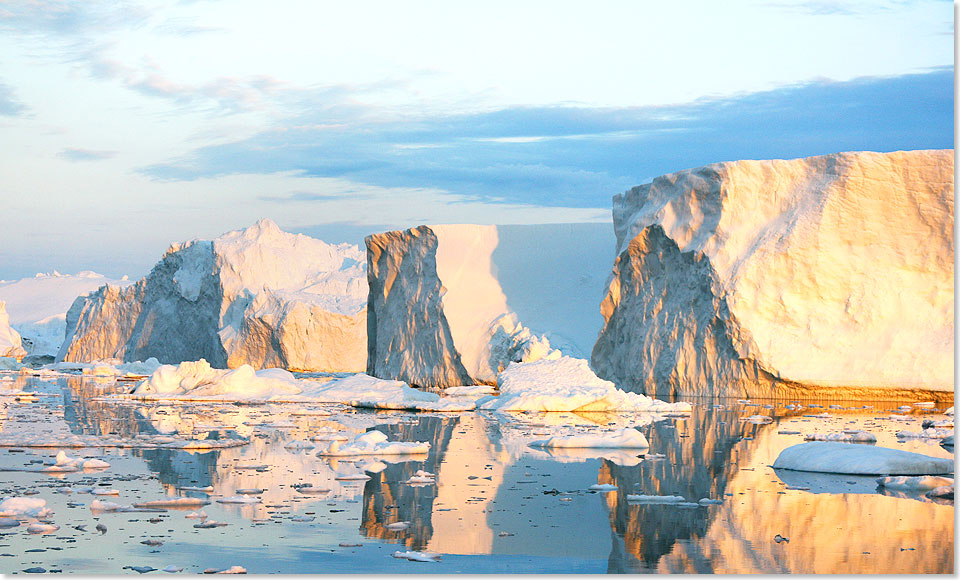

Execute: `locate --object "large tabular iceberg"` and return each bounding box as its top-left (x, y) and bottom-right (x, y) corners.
top-left (365, 223), bottom-right (612, 387)
top-left (57, 220), bottom-right (368, 372)
top-left (591, 150), bottom-right (954, 399)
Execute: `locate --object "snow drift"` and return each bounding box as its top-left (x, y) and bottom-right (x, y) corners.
top-left (0, 271), bottom-right (132, 357)
top-left (57, 220), bottom-right (367, 372)
top-left (365, 223), bottom-right (612, 387)
top-left (591, 150), bottom-right (955, 398)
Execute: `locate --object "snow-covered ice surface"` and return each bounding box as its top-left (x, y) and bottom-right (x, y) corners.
top-left (0, 369), bottom-right (952, 574)
top-left (592, 150), bottom-right (955, 399)
top-left (772, 441), bottom-right (954, 475)
top-left (480, 357), bottom-right (693, 413)
top-left (0, 271), bottom-right (133, 357)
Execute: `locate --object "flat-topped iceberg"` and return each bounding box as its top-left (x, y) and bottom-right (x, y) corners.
top-left (773, 441), bottom-right (954, 475)
top-left (58, 220), bottom-right (367, 372)
top-left (592, 150), bottom-right (954, 398)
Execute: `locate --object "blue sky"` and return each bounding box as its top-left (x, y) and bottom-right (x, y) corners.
top-left (0, 0), bottom-right (953, 280)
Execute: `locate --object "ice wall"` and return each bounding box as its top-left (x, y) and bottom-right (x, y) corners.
top-left (591, 149), bottom-right (955, 398)
top-left (58, 219), bottom-right (367, 372)
top-left (0, 300), bottom-right (26, 359)
top-left (365, 223), bottom-right (612, 387)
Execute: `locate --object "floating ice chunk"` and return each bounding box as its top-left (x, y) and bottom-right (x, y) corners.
top-left (589, 484), bottom-right (618, 492)
top-left (132, 498), bottom-right (211, 508)
top-left (876, 476), bottom-right (954, 491)
top-left (185, 510), bottom-right (207, 519)
top-left (235, 489), bottom-right (264, 495)
top-left (92, 488), bottom-right (120, 496)
top-left (698, 498), bottom-right (723, 505)
top-left (0, 497), bottom-right (52, 518)
top-left (307, 373), bottom-right (475, 412)
top-left (481, 357), bottom-right (692, 413)
top-left (41, 450), bottom-right (111, 472)
top-left (773, 442), bottom-right (955, 475)
top-left (132, 360), bottom-right (302, 399)
top-left (530, 428), bottom-right (649, 449)
top-left (317, 430), bottom-right (430, 456)
top-left (334, 473), bottom-right (371, 481)
top-left (163, 566), bottom-right (183, 573)
top-left (194, 520), bottom-right (228, 528)
top-left (26, 523), bottom-right (59, 534)
top-left (625, 494), bottom-right (687, 503)
top-left (926, 484), bottom-right (954, 499)
top-left (294, 486), bottom-right (331, 495)
top-left (217, 496), bottom-right (261, 504)
top-left (385, 521), bottom-right (410, 531)
top-left (405, 470), bottom-right (436, 485)
top-left (0, 518), bottom-right (19, 528)
top-left (804, 430), bottom-right (877, 443)
top-left (392, 550), bottom-right (440, 562)
top-left (178, 486), bottom-right (213, 493)
top-left (203, 565), bottom-right (246, 574)
top-left (741, 415), bottom-right (773, 424)
top-left (896, 428), bottom-right (954, 439)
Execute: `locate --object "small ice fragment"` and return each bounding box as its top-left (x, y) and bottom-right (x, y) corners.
top-left (185, 510), bottom-right (207, 519)
top-left (625, 494), bottom-right (686, 503)
top-left (141, 539), bottom-right (164, 546)
top-left (217, 496), bottom-right (261, 504)
top-left (203, 566), bottom-right (246, 574)
top-left (0, 518), bottom-right (19, 528)
top-left (178, 486), bottom-right (213, 493)
top-left (27, 523), bottom-right (59, 534)
top-left (698, 498), bottom-right (723, 505)
top-left (385, 521), bottom-right (410, 531)
top-left (235, 489), bottom-right (264, 495)
top-left (774, 534), bottom-right (789, 543)
top-left (741, 415), bottom-right (773, 424)
top-left (405, 470), bottom-right (436, 485)
top-left (392, 550), bottom-right (440, 562)
top-left (163, 566), bottom-right (183, 573)
top-left (589, 484), bottom-right (618, 492)
top-left (291, 516), bottom-right (315, 522)
top-left (193, 520), bottom-right (228, 528)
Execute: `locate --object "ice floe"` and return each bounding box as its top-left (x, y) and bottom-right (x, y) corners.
top-left (0, 497), bottom-right (53, 518)
top-left (773, 442), bottom-right (954, 475)
top-left (316, 429), bottom-right (430, 456)
top-left (803, 430), bottom-right (877, 443)
top-left (479, 357), bottom-right (692, 413)
top-left (625, 494), bottom-right (687, 503)
top-left (529, 428), bottom-right (649, 449)
top-left (876, 475), bottom-right (954, 491)
top-left (392, 550), bottom-right (441, 562)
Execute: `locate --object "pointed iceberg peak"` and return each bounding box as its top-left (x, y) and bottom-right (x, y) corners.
top-left (243, 218), bottom-right (281, 238)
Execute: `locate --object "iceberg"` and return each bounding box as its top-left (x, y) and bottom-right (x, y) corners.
top-left (365, 223), bottom-right (612, 387)
top-left (0, 301), bottom-right (26, 359)
top-left (772, 442), bottom-right (954, 475)
top-left (591, 150), bottom-right (954, 398)
top-left (0, 271), bottom-right (132, 358)
top-left (58, 220), bottom-right (367, 372)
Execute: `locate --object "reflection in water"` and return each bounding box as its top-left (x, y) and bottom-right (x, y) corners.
top-left (0, 370), bottom-right (953, 574)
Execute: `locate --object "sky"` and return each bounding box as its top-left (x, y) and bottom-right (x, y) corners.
top-left (0, 0), bottom-right (954, 280)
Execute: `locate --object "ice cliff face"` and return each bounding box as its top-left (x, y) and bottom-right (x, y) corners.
top-left (591, 150), bottom-right (955, 398)
top-left (58, 219), bottom-right (367, 371)
top-left (0, 301), bottom-right (26, 359)
top-left (365, 223), bottom-right (612, 387)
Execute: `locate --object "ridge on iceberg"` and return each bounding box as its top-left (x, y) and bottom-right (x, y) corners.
top-left (58, 220), bottom-right (367, 372)
top-left (479, 356), bottom-right (692, 412)
top-left (772, 441), bottom-right (955, 475)
top-left (365, 223), bottom-right (612, 388)
top-left (591, 150), bottom-right (955, 398)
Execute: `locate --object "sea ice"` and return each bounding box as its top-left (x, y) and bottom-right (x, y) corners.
top-left (875, 476), bottom-right (954, 491)
top-left (392, 550), bottom-right (441, 562)
top-left (804, 430), bottom-right (877, 443)
top-left (529, 428), bottom-right (649, 449)
top-left (773, 442), bottom-right (954, 475)
top-left (317, 430), bottom-right (430, 456)
top-left (625, 494), bottom-right (687, 503)
top-left (480, 357), bottom-right (692, 413)
top-left (0, 497), bottom-right (52, 518)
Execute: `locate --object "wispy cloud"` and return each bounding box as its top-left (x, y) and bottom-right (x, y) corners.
top-left (0, 80), bottom-right (26, 116)
top-left (59, 148), bottom-right (117, 161)
top-left (140, 69), bottom-right (955, 209)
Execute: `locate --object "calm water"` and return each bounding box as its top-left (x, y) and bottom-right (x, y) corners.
top-left (0, 372), bottom-right (953, 574)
